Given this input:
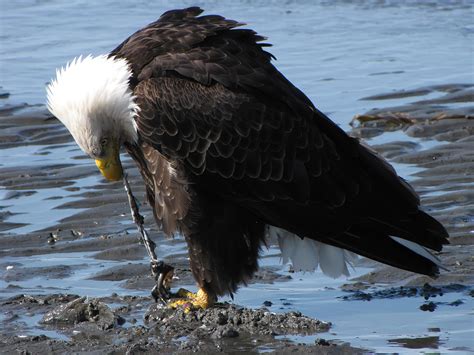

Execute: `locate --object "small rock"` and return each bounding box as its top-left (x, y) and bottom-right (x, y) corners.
top-left (116, 315), bottom-right (126, 325)
top-left (315, 338), bottom-right (330, 346)
top-left (212, 325), bottom-right (239, 339)
top-left (223, 327), bottom-right (239, 338)
top-left (47, 233), bottom-right (56, 245)
top-left (71, 229), bottom-right (83, 237)
top-left (419, 302), bottom-right (437, 312)
top-left (40, 296), bottom-right (87, 325)
top-left (340, 282), bottom-right (370, 291)
top-left (263, 300), bottom-right (272, 307)
top-left (216, 312), bottom-right (228, 325)
top-left (40, 296), bottom-right (120, 329)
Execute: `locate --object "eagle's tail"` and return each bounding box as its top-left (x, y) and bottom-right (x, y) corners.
top-left (331, 211), bottom-right (449, 277)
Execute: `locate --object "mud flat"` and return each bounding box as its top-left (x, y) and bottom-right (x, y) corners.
top-left (0, 83), bottom-right (473, 353)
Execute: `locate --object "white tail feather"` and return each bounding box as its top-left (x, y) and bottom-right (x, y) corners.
top-left (318, 243), bottom-right (351, 278)
top-left (271, 227), bottom-right (358, 278)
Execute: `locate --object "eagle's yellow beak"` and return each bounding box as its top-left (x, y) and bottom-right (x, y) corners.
top-left (95, 144), bottom-right (123, 181)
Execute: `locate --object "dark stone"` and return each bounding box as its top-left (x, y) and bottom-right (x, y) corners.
top-left (420, 302), bottom-right (437, 312)
top-left (315, 338), bottom-right (331, 346)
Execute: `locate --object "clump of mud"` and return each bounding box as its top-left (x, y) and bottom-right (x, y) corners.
top-left (145, 302), bottom-right (330, 339)
top-left (40, 296), bottom-right (125, 330)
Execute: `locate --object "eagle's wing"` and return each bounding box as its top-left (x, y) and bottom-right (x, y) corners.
top-left (116, 8), bottom-right (448, 272)
top-left (134, 76), bottom-right (360, 207)
top-left (132, 75), bottom-right (444, 237)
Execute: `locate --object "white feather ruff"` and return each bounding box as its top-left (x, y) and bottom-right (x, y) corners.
top-left (270, 227), bottom-right (358, 278)
top-left (46, 55), bottom-right (138, 153)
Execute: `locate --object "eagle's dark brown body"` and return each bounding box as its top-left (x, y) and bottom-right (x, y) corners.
top-left (115, 7), bottom-right (447, 297)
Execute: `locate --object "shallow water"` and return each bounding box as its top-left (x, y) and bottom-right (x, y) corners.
top-left (1, 0), bottom-right (473, 353)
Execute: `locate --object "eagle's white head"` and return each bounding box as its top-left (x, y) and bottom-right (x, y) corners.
top-left (46, 55), bottom-right (139, 180)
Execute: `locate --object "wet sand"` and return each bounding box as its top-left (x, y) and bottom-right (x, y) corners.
top-left (0, 83), bottom-right (473, 353)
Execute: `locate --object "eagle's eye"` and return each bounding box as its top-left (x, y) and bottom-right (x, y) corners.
top-left (100, 138), bottom-right (108, 147)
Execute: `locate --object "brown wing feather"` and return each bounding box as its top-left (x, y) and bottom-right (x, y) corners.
top-left (110, 7), bottom-right (243, 80)
top-left (133, 76), bottom-right (377, 235)
top-left (125, 140), bottom-right (191, 236)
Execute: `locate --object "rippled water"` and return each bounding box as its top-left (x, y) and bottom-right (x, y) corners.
top-left (2, 0), bottom-right (473, 127)
top-left (1, 0), bottom-right (473, 353)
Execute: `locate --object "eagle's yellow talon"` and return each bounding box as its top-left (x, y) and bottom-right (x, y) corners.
top-left (167, 288), bottom-right (214, 311)
top-left (175, 288), bottom-right (195, 298)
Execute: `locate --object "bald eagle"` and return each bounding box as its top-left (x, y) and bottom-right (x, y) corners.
top-left (47, 7), bottom-right (448, 309)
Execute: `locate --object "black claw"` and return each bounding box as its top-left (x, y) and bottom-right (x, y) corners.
top-left (151, 285), bottom-right (167, 305)
top-left (150, 261), bottom-right (174, 304)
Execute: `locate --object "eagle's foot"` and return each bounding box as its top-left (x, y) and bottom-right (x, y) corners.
top-left (150, 261), bottom-right (175, 304)
top-left (168, 288), bottom-right (215, 312)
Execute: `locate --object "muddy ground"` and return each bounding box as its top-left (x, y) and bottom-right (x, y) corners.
top-left (0, 83), bottom-right (473, 353)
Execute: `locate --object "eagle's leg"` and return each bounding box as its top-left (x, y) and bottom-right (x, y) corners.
top-left (174, 199), bottom-right (266, 310)
top-left (168, 287), bottom-right (216, 311)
